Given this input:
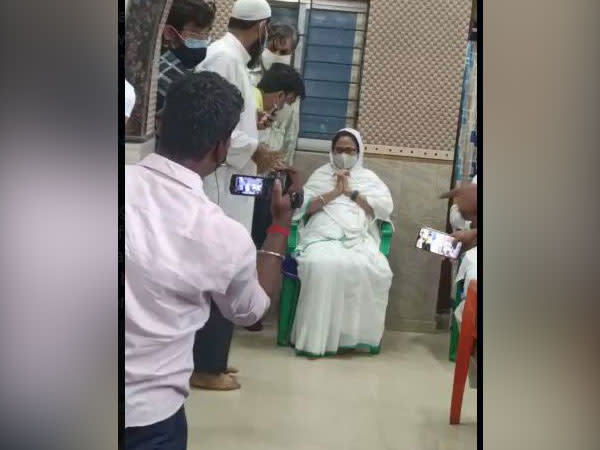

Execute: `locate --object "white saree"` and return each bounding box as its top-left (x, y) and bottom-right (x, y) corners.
top-left (290, 128), bottom-right (394, 356)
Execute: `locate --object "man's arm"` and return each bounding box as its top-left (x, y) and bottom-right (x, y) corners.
top-left (211, 171), bottom-right (299, 325)
top-left (256, 177), bottom-right (294, 301)
top-left (440, 184), bottom-right (478, 222)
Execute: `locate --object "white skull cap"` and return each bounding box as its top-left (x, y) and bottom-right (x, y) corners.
top-left (230, 0), bottom-right (271, 21)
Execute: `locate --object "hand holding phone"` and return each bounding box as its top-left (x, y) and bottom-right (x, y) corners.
top-left (415, 226), bottom-right (462, 259)
top-left (257, 105), bottom-right (277, 130)
top-left (451, 229), bottom-right (477, 250)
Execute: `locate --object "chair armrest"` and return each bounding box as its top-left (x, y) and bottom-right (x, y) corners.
top-left (379, 221), bottom-right (393, 256)
top-left (287, 220), bottom-right (299, 254)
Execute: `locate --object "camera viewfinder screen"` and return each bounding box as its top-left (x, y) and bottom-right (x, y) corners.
top-left (233, 176), bottom-right (264, 196)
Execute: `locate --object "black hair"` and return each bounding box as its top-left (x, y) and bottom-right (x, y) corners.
top-left (332, 130), bottom-right (360, 153)
top-left (257, 63), bottom-right (305, 99)
top-left (158, 72), bottom-right (243, 161)
top-left (166, 0), bottom-right (217, 31)
top-left (228, 17), bottom-right (264, 30)
top-left (268, 22), bottom-right (299, 49)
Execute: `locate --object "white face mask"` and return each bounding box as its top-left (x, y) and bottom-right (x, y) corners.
top-left (261, 48), bottom-right (292, 70)
top-left (333, 152), bottom-right (358, 170)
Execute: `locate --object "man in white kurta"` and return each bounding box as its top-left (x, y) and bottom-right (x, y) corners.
top-left (187, 0), bottom-right (272, 390)
top-left (194, 0), bottom-right (271, 232)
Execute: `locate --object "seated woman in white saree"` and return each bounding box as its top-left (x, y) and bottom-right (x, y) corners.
top-left (290, 128), bottom-right (394, 357)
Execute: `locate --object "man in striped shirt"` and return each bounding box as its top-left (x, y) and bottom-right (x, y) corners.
top-left (156, 0), bottom-right (216, 131)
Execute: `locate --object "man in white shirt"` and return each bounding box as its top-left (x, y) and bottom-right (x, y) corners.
top-left (125, 72), bottom-right (296, 450)
top-left (191, 0), bottom-right (285, 390)
top-left (194, 0), bottom-right (280, 232)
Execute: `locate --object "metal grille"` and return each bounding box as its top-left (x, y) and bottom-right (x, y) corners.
top-left (269, 1), bottom-right (367, 150)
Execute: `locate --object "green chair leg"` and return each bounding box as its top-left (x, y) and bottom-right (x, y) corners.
top-left (449, 282), bottom-right (464, 362)
top-left (278, 277), bottom-right (301, 346)
top-left (369, 345), bottom-right (381, 355)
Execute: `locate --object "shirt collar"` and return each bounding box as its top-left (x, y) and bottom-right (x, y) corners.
top-left (254, 88), bottom-right (264, 111)
top-left (138, 153), bottom-right (203, 193)
top-left (223, 32), bottom-right (251, 66)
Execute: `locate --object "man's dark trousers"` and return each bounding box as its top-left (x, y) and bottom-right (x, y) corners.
top-left (193, 300), bottom-right (234, 373)
top-left (125, 406), bottom-right (187, 450)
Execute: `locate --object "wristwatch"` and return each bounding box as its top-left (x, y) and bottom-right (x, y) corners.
top-left (350, 190), bottom-right (359, 201)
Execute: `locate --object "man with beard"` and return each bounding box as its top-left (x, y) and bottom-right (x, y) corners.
top-left (195, 0), bottom-right (282, 232)
top-left (192, 0), bottom-right (284, 391)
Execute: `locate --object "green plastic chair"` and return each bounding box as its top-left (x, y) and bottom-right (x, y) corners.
top-left (449, 280), bottom-right (464, 362)
top-left (277, 220), bottom-right (394, 349)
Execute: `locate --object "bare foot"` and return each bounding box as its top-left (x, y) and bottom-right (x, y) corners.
top-left (190, 372), bottom-right (241, 391)
top-left (225, 366), bottom-right (239, 374)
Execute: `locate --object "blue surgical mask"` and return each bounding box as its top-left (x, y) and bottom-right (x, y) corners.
top-left (184, 38), bottom-right (210, 49)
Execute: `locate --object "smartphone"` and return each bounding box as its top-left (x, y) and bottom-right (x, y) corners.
top-left (229, 174), bottom-right (266, 196)
top-left (415, 226), bottom-right (462, 259)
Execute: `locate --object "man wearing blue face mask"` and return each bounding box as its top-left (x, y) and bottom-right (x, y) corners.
top-left (156, 0), bottom-right (216, 115)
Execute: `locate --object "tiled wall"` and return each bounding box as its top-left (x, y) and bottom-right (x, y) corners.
top-left (212, 0), bottom-right (234, 37)
top-left (293, 151), bottom-right (452, 332)
top-left (359, 0), bottom-right (471, 152)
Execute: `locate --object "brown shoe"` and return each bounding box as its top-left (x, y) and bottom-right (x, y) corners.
top-left (190, 372), bottom-right (241, 391)
top-left (225, 366), bottom-right (239, 374)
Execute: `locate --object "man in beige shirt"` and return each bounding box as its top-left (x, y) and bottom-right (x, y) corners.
top-left (249, 21), bottom-right (301, 165)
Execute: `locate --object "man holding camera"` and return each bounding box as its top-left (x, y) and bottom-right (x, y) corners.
top-left (124, 72), bottom-right (299, 449)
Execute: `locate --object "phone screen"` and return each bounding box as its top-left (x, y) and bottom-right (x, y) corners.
top-left (229, 175), bottom-right (265, 196)
top-left (415, 227), bottom-right (462, 259)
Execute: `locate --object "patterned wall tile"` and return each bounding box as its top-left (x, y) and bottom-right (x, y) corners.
top-left (358, 0), bottom-right (471, 151)
top-left (213, 0), bottom-right (235, 39)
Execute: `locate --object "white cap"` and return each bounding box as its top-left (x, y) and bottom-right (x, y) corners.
top-left (230, 0), bottom-right (271, 21)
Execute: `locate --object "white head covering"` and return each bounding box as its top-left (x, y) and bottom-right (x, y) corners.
top-left (125, 80), bottom-right (136, 118)
top-left (231, 0), bottom-right (271, 21)
top-left (297, 128), bottom-right (393, 226)
top-left (329, 127), bottom-right (365, 171)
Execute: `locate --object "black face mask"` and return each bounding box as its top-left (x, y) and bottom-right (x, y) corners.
top-left (171, 45), bottom-right (207, 69)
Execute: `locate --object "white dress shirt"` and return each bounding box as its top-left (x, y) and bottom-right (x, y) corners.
top-left (125, 153), bottom-right (270, 427)
top-left (195, 33), bottom-right (259, 232)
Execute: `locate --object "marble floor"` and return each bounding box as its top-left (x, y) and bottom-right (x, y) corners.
top-left (186, 326), bottom-right (477, 450)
